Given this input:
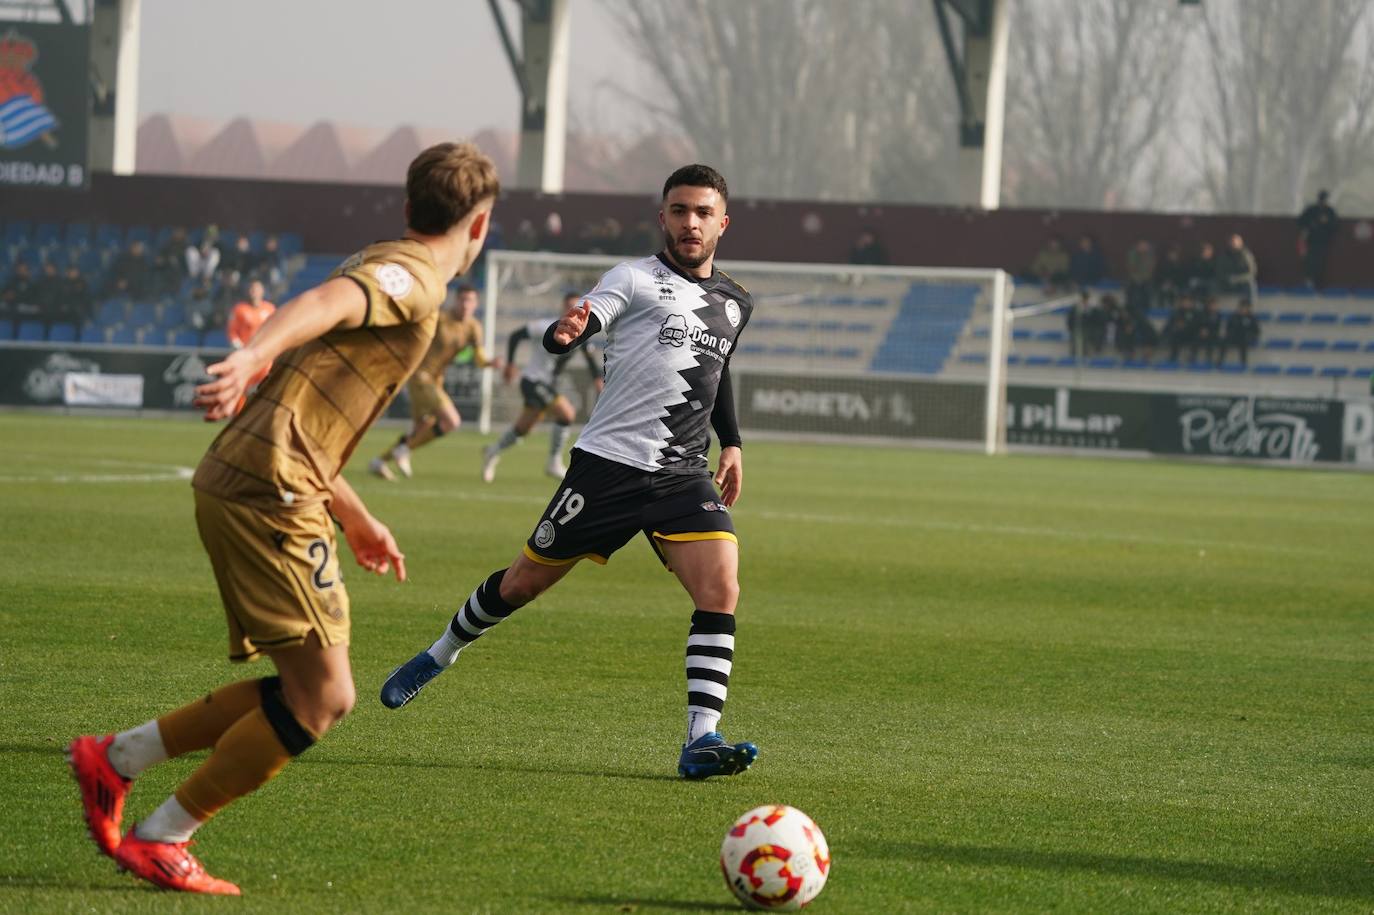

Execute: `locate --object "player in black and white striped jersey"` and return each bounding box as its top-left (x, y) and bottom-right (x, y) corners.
top-left (381, 165), bottom-right (758, 780)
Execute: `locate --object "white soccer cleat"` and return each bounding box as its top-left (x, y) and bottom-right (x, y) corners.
top-left (481, 445), bottom-right (501, 483)
top-left (545, 457), bottom-right (568, 479)
top-left (368, 457), bottom-right (396, 482)
top-left (393, 445), bottom-right (413, 478)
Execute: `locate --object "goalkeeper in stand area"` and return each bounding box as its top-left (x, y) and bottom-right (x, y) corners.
top-left (382, 164), bottom-right (759, 780)
top-left (370, 283), bottom-right (502, 481)
top-left (66, 142), bottom-right (500, 895)
top-left (481, 291), bottom-right (604, 482)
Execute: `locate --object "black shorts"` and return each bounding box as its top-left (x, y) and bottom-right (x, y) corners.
top-left (524, 449), bottom-right (736, 569)
top-left (520, 377), bottom-right (559, 410)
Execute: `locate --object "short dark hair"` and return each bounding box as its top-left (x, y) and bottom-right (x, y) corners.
top-left (663, 164), bottom-right (728, 203)
top-left (454, 283), bottom-right (477, 296)
top-left (406, 142), bottom-right (501, 235)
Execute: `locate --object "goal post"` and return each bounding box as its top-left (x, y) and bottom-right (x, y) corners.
top-left (480, 250), bottom-right (1013, 454)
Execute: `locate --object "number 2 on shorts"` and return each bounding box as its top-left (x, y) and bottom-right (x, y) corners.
top-left (550, 488), bottom-right (585, 525)
top-left (307, 539), bottom-right (334, 590)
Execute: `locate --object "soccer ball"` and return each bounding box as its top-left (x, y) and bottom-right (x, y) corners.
top-left (720, 805), bottom-right (830, 910)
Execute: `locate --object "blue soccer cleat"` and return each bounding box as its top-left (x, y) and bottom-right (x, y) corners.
top-left (678, 732), bottom-right (758, 779)
top-left (379, 651), bottom-right (445, 709)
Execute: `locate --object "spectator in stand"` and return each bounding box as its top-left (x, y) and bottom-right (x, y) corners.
top-left (33, 261), bottom-right (65, 326)
top-left (61, 264), bottom-right (93, 325)
top-left (1115, 311), bottom-right (1159, 362)
top-left (185, 225), bottom-right (222, 286)
top-left (1066, 289), bottom-right (1107, 356)
top-left (538, 212), bottom-right (565, 252)
top-left (1164, 294), bottom-right (1200, 363)
top-left (1156, 242), bottom-right (1190, 307)
top-left (1187, 241), bottom-right (1218, 298)
top-left (627, 219), bottom-right (658, 255)
top-left (1194, 297), bottom-right (1224, 366)
top-left (1124, 239), bottom-right (1156, 318)
top-left (185, 283), bottom-right (223, 331)
top-left (256, 234), bottom-right (289, 299)
top-left (1068, 233), bottom-right (1106, 290)
top-left (509, 219), bottom-right (539, 252)
top-left (151, 227), bottom-right (189, 297)
top-left (1221, 300), bottom-right (1261, 367)
top-left (1029, 236), bottom-right (1070, 292)
top-left (222, 235), bottom-right (256, 291)
top-left (1216, 233), bottom-right (1257, 298)
top-left (2, 262), bottom-right (39, 323)
top-left (105, 239), bottom-right (150, 299)
top-left (849, 229), bottom-right (889, 266)
top-left (1297, 190), bottom-right (1338, 289)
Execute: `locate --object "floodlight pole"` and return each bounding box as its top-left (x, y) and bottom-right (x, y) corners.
top-left (933, 0), bottom-right (1009, 209)
top-left (487, 0), bottom-right (570, 193)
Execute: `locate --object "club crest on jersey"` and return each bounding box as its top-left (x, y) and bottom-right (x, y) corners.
top-left (701, 500), bottom-right (729, 513)
top-left (658, 314), bottom-right (689, 347)
top-left (653, 266), bottom-right (672, 283)
top-left (725, 299), bottom-right (741, 327)
top-left (375, 263), bottom-right (414, 299)
top-left (534, 520), bottom-right (556, 548)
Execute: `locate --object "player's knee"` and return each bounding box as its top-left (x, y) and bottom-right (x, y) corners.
top-left (283, 677), bottom-right (354, 735)
top-left (697, 578), bottom-right (739, 614)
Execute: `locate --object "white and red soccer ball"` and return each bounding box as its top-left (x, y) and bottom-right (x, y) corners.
top-left (720, 805), bottom-right (830, 910)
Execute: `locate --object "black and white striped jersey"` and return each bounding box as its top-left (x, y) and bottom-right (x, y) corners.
top-left (576, 253), bottom-right (752, 473)
top-left (519, 319), bottom-right (560, 385)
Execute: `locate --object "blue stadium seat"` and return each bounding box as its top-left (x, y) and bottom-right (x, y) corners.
top-left (1276, 312), bottom-right (1304, 324)
top-left (1035, 330), bottom-right (1067, 342)
top-left (787, 321), bottom-right (812, 332)
top-left (1364, 341), bottom-right (1374, 352)
top-left (1252, 364), bottom-right (1281, 375)
top-left (277, 233), bottom-right (304, 256)
top-left (1024, 355), bottom-right (1052, 367)
top-left (1264, 339), bottom-right (1294, 350)
top-left (1320, 287), bottom-right (1350, 297)
top-left (1218, 363), bottom-right (1246, 374)
top-left (108, 327), bottom-right (136, 345)
top-left (816, 321), bottom-right (843, 333)
top-left (98, 299), bottom-right (128, 325)
top-left (1012, 329), bottom-right (1032, 340)
top-left (972, 327), bottom-right (990, 338)
top-left (47, 322), bottom-right (76, 342)
top-left (0, 319), bottom-right (12, 340)
top-left (1088, 357), bottom-right (1119, 369)
top-left (752, 317), bottom-right (781, 330)
top-left (834, 348), bottom-right (861, 360)
top-left (1331, 340), bottom-right (1358, 352)
top-left (1297, 340), bottom-right (1327, 351)
top-left (1352, 288), bottom-right (1374, 298)
top-left (830, 296), bottom-right (857, 307)
top-left (17, 321), bottom-right (45, 341)
top-left (1122, 359), bottom-right (1149, 369)
top-left (844, 323), bottom-right (874, 333)
top-left (202, 329), bottom-right (230, 349)
top-left (738, 343), bottom-right (765, 355)
top-left (128, 301), bottom-right (157, 326)
top-left (1285, 365), bottom-right (1315, 376)
top-left (1056, 356), bottom-right (1079, 367)
top-left (3, 221), bottom-right (31, 246)
top-left (95, 223), bottom-right (123, 250)
top-left (172, 329), bottom-right (199, 347)
top-left (79, 324), bottom-right (105, 344)
top-left (1308, 313), bottom-right (1338, 324)
top-left (64, 222), bottom-right (91, 248)
top-left (34, 223), bottom-right (61, 247)
top-left (1185, 363), bottom-right (1214, 373)
top-left (959, 353), bottom-right (986, 364)
top-left (1355, 368), bottom-right (1373, 379)
top-left (1153, 361), bottom-right (1180, 372)
top-left (1320, 367), bottom-right (1350, 378)
top-left (1342, 314), bottom-right (1372, 326)
top-left (159, 302), bottom-right (186, 328)
top-left (1006, 354), bottom-right (1023, 366)
top-left (861, 297), bottom-right (887, 308)
top-left (125, 225), bottom-right (152, 245)
top-left (77, 248), bottom-right (105, 274)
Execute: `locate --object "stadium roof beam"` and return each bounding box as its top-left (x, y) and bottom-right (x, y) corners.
top-left (88, 0), bottom-right (139, 175)
top-left (933, 0), bottom-right (1009, 209)
top-left (486, 0), bottom-right (569, 193)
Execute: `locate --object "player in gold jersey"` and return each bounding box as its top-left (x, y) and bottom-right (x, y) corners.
top-left (66, 142), bottom-right (500, 895)
top-left (369, 283), bottom-right (502, 480)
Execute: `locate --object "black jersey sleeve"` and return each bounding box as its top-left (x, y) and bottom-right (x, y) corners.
top-left (506, 324), bottom-right (531, 364)
top-left (710, 364), bottom-right (742, 449)
top-left (542, 313), bottom-right (603, 355)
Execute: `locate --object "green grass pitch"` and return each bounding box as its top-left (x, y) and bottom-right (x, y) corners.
top-left (0, 411), bottom-right (1370, 913)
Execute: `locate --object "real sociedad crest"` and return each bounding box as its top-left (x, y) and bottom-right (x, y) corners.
top-left (0, 30), bottom-right (59, 150)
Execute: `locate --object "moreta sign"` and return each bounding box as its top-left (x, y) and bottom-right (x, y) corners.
top-left (0, 24), bottom-right (90, 190)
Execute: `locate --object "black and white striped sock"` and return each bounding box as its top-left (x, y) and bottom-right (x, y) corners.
top-left (686, 609), bottom-right (735, 742)
top-left (427, 569), bottom-right (519, 667)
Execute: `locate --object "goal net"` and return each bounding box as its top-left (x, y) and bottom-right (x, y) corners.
top-left (480, 250), bottom-right (1012, 454)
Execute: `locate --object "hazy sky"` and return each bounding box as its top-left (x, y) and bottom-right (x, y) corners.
top-left (135, 0), bottom-right (652, 134)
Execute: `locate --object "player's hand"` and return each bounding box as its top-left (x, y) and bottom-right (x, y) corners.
top-left (194, 348), bottom-right (266, 422)
top-left (553, 300), bottom-right (591, 346)
top-left (714, 445), bottom-right (743, 507)
top-left (594, 377), bottom-right (605, 393)
top-left (343, 515), bottom-right (407, 582)
top-left (502, 363), bottom-right (518, 385)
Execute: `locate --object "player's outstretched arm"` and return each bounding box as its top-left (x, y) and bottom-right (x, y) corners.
top-left (714, 446), bottom-right (743, 507)
top-left (194, 277), bottom-right (368, 421)
top-left (545, 300), bottom-right (602, 352)
top-left (329, 473), bottom-right (407, 582)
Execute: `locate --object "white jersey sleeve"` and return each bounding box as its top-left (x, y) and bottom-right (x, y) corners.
top-left (583, 263), bottom-right (636, 330)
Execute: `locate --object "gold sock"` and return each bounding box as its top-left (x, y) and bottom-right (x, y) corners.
top-left (157, 679), bottom-right (264, 758)
top-left (174, 707), bottom-right (303, 821)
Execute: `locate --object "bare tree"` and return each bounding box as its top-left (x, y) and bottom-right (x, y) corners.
top-left (1195, 0), bottom-right (1372, 213)
top-left (597, 0), bottom-right (957, 202)
top-left (1001, 0), bottom-right (1188, 210)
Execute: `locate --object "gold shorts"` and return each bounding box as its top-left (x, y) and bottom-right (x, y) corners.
top-left (407, 375), bottom-right (454, 421)
top-left (194, 490), bottom-right (350, 661)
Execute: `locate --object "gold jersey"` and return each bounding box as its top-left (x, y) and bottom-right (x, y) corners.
top-left (415, 313), bottom-right (490, 380)
top-left (193, 238), bottom-right (447, 512)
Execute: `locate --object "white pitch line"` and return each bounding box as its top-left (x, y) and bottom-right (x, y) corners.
top-left (0, 463), bottom-right (194, 484)
top-left (383, 486), bottom-right (1330, 558)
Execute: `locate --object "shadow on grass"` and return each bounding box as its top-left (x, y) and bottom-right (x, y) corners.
top-left (865, 841), bottom-right (1374, 902)
top-left (0, 872), bottom-right (147, 893)
top-left (303, 755), bottom-right (680, 783)
top-left (542, 896), bottom-right (739, 912)
top-left (0, 741), bottom-right (66, 757)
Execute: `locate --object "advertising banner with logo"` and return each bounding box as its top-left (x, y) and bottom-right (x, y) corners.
top-left (0, 345), bottom-right (219, 410)
top-left (735, 371), bottom-right (984, 441)
top-left (1005, 386), bottom-right (1152, 451)
top-left (0, 23), bottom-right (90, 190)
top-left (1152, 394), bottom-right (1343, 464)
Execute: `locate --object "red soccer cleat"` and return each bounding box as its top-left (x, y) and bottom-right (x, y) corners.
top-left (66, 734), bottom-right (130, 857)
top-left (113, 829), bottom-right (241, 896)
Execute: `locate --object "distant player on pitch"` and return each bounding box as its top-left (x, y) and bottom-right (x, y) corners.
top-left (371, 283), bottom-right (502, 481)
top-left (382, 164), bottom-right (757, 780)
top-left (67, 143), bottom-right (499, 895)
top-left (481, 291), bottom-right (603, 482)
